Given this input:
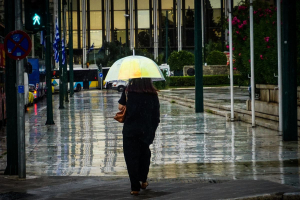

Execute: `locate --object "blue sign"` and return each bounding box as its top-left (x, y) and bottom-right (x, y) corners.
top-left (99, 73), bottom-right (103, 78)
top-left (4, 30), bottom-right (32, 60)
top-left (18, 85), bottom-right (24, 94)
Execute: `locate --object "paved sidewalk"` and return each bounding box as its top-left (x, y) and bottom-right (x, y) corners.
top-left (1, 89), bottom-right (300, 199)
top-left (1, 176), bottom-right (300, 200)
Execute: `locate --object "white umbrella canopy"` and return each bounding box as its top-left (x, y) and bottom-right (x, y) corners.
top-left (104, 56), bottom-right (165, 82)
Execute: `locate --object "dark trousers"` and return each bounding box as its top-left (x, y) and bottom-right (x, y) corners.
top-left (123, 136), bottom-right (151, 191)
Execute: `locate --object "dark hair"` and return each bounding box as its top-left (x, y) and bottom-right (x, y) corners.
top-left (126, 78), bottom-right (157, 95)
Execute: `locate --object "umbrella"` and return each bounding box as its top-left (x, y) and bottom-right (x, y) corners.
top-left (104, 56), bottom-right (165, 82)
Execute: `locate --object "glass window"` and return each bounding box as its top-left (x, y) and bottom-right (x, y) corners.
top-left (73, 31), bottom-right (78, 49)
top-left (90, 11), bottom-right (102, 29)
top-left (185, 9), bottom-right (194, 28)
top-left (114, 0), bottom-right (126, 10)
top-left (113, 29), bottom-right (126, 44)
top-left (209, 0), bottom-right (221, 9)
top-left (161, 10), bottom-right (174, 28)
top-left (185, 0), bottom-right (194, 9)
top-left (234, 0), bottom-right (243, 6)
top-left (161, 0), bottom-right (173, 10)
top-left (185, 29), bottom-right (194, 46)
top-left (137, 29), bottom-right (150, 47)
top-left (213, 9), bottom-right (221, 24)
top-left (114, 11), bottom-right (126, 29)
top-left (90, 0), bottom-right (102, 10)
top-left (73, 12), bottom-right (78, 30)
top-left (138, 10), bottom-right (150, 29)
top-left (90, 30), bottom-right (103, 48)
top-left (138, 0), bottom-right (149, 9)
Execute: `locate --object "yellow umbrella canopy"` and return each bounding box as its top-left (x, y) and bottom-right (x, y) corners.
top-left (104, 56), bottom-right (165, 82)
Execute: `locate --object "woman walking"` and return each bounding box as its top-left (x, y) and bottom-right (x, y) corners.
top-left (118, 78), bottom-right (160, 195)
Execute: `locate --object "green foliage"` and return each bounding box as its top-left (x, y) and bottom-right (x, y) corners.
top-left (205, 39), bottom-right (223, 61)
top-left (169, 75), bottom-right (245, 86)
top-left (168, 50), bottom-right (195, 71)
top-left (228, 0), bottom-right (279, 84)
top-left (153, 70), bottom-right (170, 90)
top-left (206, 50), bottom-right (227, 65)
top-left (156, 53), bottom-right (165, 66)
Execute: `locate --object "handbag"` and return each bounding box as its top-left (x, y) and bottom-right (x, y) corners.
top-left (114, 106), bottom-right (126, 123)
top-left (114, 91), bottom-right (128, 123)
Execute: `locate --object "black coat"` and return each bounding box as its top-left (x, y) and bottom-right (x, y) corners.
top-left (118, 89), bottom-right (160, 145)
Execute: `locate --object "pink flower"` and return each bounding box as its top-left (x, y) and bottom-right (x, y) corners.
top-left (254, 11), bottom-right (258, 14)
top-left (226, 45), bottom-right (229, 49)
top-left (233, 67), bottom-right (237, 70)
top-left (259, 14), bottom-right (264, 17)
top-left (237, 19), bottom-right (241, 23)
top-left (232, 47), bottom-right (235, 51)
top-left (249, 60), bottom-right (251, 63)
top-left (239, 53), bottom-right (241, 56)
top-left (236, 31), bottom-right (240, 34)
top-left (243, 20), bottom-right (247, 25)
top-left (238, 6), bottom-right (247, 10)
top-left (264, 37), bottom-right (270, 42)
top-left (272, 21), bottom-right (276, 24)
top-left (267, 46), bottom-right (271, 48)
top-left (243, 36), bottom-right (247, 41)
top-left (238, 24), bottom-right (244, 29)
top-left (260, 55), bottom-right (263, 59)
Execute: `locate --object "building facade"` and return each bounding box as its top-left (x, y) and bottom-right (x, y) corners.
top-left (66, 0), bottom-right (275, 64)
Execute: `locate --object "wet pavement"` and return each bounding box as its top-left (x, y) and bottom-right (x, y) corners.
top-left (1, 89), bottom-right (300, 199)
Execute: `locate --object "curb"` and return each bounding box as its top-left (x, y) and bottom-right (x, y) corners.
top-left (224, 192), bottom-right (300, 200)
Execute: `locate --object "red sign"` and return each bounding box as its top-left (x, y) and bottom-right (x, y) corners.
top-left (4, 30), bottom-right (32, 60)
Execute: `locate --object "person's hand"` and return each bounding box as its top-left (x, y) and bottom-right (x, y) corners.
top-left (118, 104), bottom-right (125, 111)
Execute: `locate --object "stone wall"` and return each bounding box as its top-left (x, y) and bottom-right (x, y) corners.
top-left (183, 65), bottom-right (240, 76)
top-left (246, 84), bottom-right (300, 122)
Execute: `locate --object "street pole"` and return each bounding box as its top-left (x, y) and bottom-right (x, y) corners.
top-left (15, 0), bottom-right (25, 179)
top-left (282, 0), bottom-right (297, 141)
top-left (153, 0), bottom-right (158, 59)
top-left (195, 0), bottom-right (203, 113)
top-left (277, 0), bottom-right (282, 132)
top-left (221, 0), bottom-right (224, 51)
top-left (250, 0), bottom-right (255, 127)
top-left (63, 0), bottom-right (69, 102)
top-left (46, 0), bottom-right (55, 125)
top-left (105, 0), bottom-right (110, 43)
top-left (129, 0), bottom-right (134, 50)
top-left (228, 0), bottom-right (234, 121)
top-left (58, 0), bottom-right (64, 109)
top-left (165, 11), bottom-right (168, 63)
top-left (177, 0), bottom-right (182, 51)
top-left (82, 0), bottom-right (86, 67)
top-left (69, 0), bottom-right (74, 97)
top-left (31, 35), bottom-right (35, 57)
top-left (4, 0), bottom-right (18, 176)
top-left (125, 0), bottom-right (129, 48)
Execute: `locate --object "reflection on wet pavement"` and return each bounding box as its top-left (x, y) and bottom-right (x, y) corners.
top-left (1, 90), bottom-right (300, 188)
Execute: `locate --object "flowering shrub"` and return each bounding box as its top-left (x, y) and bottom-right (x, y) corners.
top-left (229, 0), bottom-right (279, 84)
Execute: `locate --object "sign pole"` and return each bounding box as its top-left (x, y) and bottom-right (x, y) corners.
top-left (195, 0), bottom-right (204, 112)
top-left (45, 0), bottom-right (55, 125)
top-left (15, 0), bottom-right (26, 179)
top-left (4, 0), bottom-right (18, 176)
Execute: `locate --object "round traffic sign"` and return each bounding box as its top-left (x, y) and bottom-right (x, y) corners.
top-left (99, 73), bottom-right (103, 78)
top-left (4, 30), bottom-right (32, 60)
